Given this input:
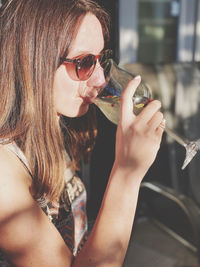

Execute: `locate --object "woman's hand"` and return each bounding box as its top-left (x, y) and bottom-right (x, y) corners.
top-left (114, 76), bottom-right (164, 176)
top-left (74, 77), bottom-right (165, 267)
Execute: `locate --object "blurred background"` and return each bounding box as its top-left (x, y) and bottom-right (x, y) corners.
top-left (1, 0), bottom-right (200, 266)
top-left (86, 1), bottom-right (200, 266)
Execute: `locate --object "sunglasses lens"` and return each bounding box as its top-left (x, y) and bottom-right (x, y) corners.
top-left (99, 50), bottom-right (112, 79)
top-left (62, 50), bottom-right (112, 81)
top-left (78, 55), bottom-right (96, 80)
top-left (99, 50), bottom-right (112, 68)
top-left (64, 62), bottom-right (78, 80)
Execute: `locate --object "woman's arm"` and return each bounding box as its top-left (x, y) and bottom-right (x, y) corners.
top-left (73, 77), bottom-right (164, 266)
top-left (0, 146), bottom-right (73, 267)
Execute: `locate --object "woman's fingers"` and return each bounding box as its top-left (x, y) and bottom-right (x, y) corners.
top-left (147, 111), bottom-right (164, 131)
top-left (136, 100), bottom-right (161, 126)
top-left (119, 76), bottom-right (165, 140)
top-left (156, 118), bottom-right (166, 137)
top-left (120, 76), bottom-right (141, 125)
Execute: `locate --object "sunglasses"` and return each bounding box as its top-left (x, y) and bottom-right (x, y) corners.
top-left (60, 49), bottom-right (112, 81)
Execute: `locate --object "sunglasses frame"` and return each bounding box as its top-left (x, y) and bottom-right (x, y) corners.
top-left (60, 49), bottom-right (112, 81)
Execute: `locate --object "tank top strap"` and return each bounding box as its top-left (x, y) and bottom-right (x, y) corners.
top-left (4, 142), bottom-right (33, 178)
top-left (1, 140), bottom-right (74, 185)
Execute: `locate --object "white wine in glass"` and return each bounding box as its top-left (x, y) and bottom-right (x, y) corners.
top-left (93, 59), bottom-right (200, 170)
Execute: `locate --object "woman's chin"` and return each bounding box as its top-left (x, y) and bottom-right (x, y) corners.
top-left (76, 103), bottom-right (90, 117)
top-left (67, 103), bottom-right (89, 118)
top-left (57, 102), bottom-right (90, 118)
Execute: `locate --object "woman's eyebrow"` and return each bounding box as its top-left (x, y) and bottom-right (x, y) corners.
top-left (67, 48), bottom-right (104, 59)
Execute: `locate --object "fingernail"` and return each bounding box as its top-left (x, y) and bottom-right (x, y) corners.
top-left (135, 75), bottom-right (141, 80)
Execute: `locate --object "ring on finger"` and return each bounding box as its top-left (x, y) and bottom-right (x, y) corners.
top-left (159, 118), bottom-right (166, 129)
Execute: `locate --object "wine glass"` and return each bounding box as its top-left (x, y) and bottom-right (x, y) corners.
top-left (93, 59), bottom-right (200, 170)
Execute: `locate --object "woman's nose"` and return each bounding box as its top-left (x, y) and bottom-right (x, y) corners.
top-left (87, 61), bottom-right (106, 88)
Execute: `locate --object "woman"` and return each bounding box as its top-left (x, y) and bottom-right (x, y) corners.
top-left (0, 0), bottom-right (164, 266)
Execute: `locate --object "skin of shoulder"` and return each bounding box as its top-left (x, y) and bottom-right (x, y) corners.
top-left (0, 145), bottom-right (32, 218)
top-left (0, 145), bottom-right (72, 267)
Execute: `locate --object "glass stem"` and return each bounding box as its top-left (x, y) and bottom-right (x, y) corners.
top-left (164, 126), bottom-right (187, 147)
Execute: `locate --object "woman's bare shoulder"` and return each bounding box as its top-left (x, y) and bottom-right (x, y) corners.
top-left (0, 144), bottom-right (31, 180)
top-left (0, 145), bottom-right (72, 266)
top-left (0, 145), bottom-right (32, 216)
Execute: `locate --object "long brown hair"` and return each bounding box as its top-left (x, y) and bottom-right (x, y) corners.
top-left (0, 0), bottom-right (110, 202)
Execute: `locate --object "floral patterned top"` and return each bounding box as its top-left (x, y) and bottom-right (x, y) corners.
top-left (0, 142), bottom-right (88, 266)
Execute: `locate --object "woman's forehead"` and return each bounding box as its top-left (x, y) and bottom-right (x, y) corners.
top-left (67, 13), bottom-right (104, 58)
